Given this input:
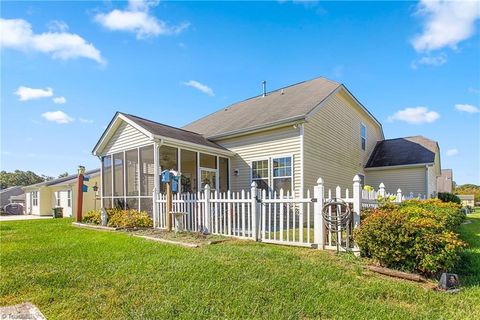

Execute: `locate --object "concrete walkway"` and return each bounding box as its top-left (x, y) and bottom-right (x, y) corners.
top-left (0, 214), bottom-right (52, 222)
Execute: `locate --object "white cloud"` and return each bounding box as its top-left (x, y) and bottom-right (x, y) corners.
top-left (455, 103), bottom-right (479, 113)
top-left (95, 0), bottom-right (189, 39)
top-left (446, 148), bottom-right (459, 157)
top-left (411, 0), bottom-right (480, 52)
top-left (53, 96), bottom-right (66, 104)
top-left (47, 20), bottom-right (69, 32)
top-left (41, 111), bottom-right (74, 124)
top-left (183, 80), bottom-right (214, 96)
top-left (14, 86), bottom-right (53, 101)
top-left (79, 117), bottom-right (94, 124)
top-left (387, 106), bottom-right (440, 124)
top-left (0, 18), bottom-right (104, 64)
top-left (411, 53), bottom-right (447, 69)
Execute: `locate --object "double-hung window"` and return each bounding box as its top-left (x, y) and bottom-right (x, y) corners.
top-left (360, 123), bottom-right (366, 151)
top-left (252, 160), bottom-right (269, 190)
top-left (56, 192), bottom-right (61, 207)
top-left (251, 156), bottom-right (293, 195)
top-left (67, 190), bottom-right (72, 207)
top-left (32, 191), bottom-right (38, 206)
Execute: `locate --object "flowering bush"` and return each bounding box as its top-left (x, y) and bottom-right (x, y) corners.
top-left (354, 199), bottom-right (466, 276)
top-left (82, 209), bottom-right (101, 225)
top-left (107, 209), bottom-right (153, 228)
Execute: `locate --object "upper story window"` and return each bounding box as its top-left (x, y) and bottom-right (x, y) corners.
top-left (360, 123), bottom-right (366, 151)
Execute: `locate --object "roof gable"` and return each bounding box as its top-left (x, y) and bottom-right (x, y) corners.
top-left (366, 136), bottom-right (439, 168)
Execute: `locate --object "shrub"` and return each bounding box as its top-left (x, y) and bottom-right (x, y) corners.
top-left (354, 199), bottom-right (466, 276)
top-left (438, 192), bottom-right (461, 204)
top-left (82, 209), bottom-right (101, 225)
top-left (107, 209), bottom-right (153, 228)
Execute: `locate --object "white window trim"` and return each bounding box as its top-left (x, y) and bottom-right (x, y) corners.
top-left (250, 154), bottom-right (294, 195)
top-left (360, 122), bottom-right (367, 151)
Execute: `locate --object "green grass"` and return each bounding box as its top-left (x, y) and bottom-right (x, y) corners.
top-left (1, 215), bottom-right (479, 320)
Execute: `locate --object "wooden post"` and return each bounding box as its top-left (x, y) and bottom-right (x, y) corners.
top-left (352, 175), bottom-right (361, 229)
top-left (76, 166), bottom-right (85, 222)
top-left (166, 182), bottom-right (172, 231)
top-left (314, 177), bottom-right (324, 249)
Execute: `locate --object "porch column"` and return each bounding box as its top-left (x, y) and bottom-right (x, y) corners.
top-left (153, 140), bottom-right (160, 228)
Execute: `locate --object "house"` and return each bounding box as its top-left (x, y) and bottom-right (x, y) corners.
top-left (23, 169), bottom-right (100, 216)
top-left (92, 77), bottom-right (442, 217)
top-left (0, 186), bottom-right (24, 210)
top-left (437, 169), bottom-right (454, 193)
top-left (365, 136), bottom-right (441, 198)
top-left (458, 195), bottom-right (475, 208)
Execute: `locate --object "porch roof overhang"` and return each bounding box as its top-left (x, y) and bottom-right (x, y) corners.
top-left (92, 112), bottom-right (234, 157)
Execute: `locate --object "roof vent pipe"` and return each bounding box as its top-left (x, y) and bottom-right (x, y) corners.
top-left (262, 80), bottom-right (266, 97)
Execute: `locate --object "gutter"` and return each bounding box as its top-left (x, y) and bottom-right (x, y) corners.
top-left (364, 162), bottom-right (434, 171)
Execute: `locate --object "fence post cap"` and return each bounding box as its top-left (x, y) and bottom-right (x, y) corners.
top-left (353, 175), bottom-right (361, 183)
top-left (204, 184), bottom-right (210, 190)
top-left (250, 181), bottom-right (257, 188)
top-left (379, 182), bottom-right (385, 188)
top-left (397, 188), bottom-right (402, 193)
top-left (316, 177), bottom-right (324, 184)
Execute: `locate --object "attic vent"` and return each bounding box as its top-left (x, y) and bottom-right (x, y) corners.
top-left (262, 80), bottom-right (266, 97)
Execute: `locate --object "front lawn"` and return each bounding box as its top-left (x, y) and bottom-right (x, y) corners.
top-left (1, 215), bottom-right (479, 319)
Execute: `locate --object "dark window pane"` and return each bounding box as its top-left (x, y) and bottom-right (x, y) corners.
top-left (126, 149), bottom-right (139, 196)
top-left (140, 198), bottom-right (153, 218)
top-left (113, 198), bottom-right (126, 209)
top-left (113, 152), bottom-right (124, 196)
top-left (160, 145), bottom-right (178, 171)
top-left (253, 179), bottom-right (269, 191)
top-left (140, 145), bottom-right (155, 196)
top-left (181, 149), bottom-right (197, 193)
top-left (273, 178), bottom-right (292, 195)
top-left (200, 153), bottom-right (216, 169)
top-left (219, 157), bottom-right (229, 192)
top-left (126, 198), bottom-right (138, 210)
top-left (103, 197), bottom-right (112, 209)
top-left (102, 156), bottom-right (112, 196)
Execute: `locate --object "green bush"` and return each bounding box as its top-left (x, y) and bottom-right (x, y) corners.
top-left (107, 209), bottom-right (153, 228)
top-left (354, 199), bottom-right (466, 276)
top-left (82, 209), bottom-right (101, 225)
top-left (438, 192), bottom-right (461, 204)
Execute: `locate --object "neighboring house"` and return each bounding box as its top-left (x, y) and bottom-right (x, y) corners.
top-left (0, 186), bottom-right (24, 209)
top-left (437, 169), bottom-right (454, 193)
top-left (364, 136), bottom-right (441, 198)
top-left (458, 195), bottom-right (475, 208)
top-left (92, 77), bottom-right (441, 216)
top-left (23, 169), bottom-right (100, 216)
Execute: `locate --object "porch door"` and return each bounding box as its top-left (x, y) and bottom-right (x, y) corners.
top-left (200, 168), bottom-right (217, 190)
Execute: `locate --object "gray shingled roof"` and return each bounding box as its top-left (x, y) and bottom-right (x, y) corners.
top-left (24, 169), bottom-right (100, 189)
top-left (120, 113), bottom-right (228, 151)
top-left (366, 136), bottom-right (438, 168)
top-left (183, 77), bottom-right (341, 138)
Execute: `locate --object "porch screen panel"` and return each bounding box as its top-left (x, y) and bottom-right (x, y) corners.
top-left (180, 149), bottom-right (197, 193)
top-left (113, 152), bottom-right (124, 196)
top-left (219, 157), bottom-right (229, 192)
top-left (200, 153), bottom-right (216, 169)
top-left (159, 146), bottom-right (178, 193)
top-left (126, 149), bottom-right (139, 196)
top-left (140, 146), bottom-right (155, 196)
top-left (102, 156), bottom-right (112, 197)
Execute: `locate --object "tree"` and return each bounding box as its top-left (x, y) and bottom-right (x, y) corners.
top-left (0, 170), bottom-right (46, 189)
top-left (455, 184), bottom-right (480, 203)
top-left (58, 172), bottom-right (69, 178)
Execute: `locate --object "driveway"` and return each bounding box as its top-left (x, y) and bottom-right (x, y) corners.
top-left (0, 215), bottom-right (52, 222)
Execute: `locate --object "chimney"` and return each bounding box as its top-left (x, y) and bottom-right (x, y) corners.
top-left (262, 80), bottom-right (267, 97)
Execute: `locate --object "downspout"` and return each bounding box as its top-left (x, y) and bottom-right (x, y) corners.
top-left (299, 123), bottom-right (304, 198)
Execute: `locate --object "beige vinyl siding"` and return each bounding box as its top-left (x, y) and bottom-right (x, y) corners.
top-left (102, 121), bottom-right (151, 155)
top-left (427, 149), bottom-right (441, 196)
top-left (303, 90), bottom-right (383, 193)
top-left (216, 126), bottom-right (301, 195)
top-left (366, 166), bottom-right (427, 197)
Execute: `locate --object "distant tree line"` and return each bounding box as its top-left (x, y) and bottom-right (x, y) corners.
top-left (0, 170), bottom-right (69, 189)
top-left (455, 184), bottom-right (480, 203)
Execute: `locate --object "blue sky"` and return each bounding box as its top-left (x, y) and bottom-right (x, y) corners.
top-left (1, 1), bottom-right (479, 185)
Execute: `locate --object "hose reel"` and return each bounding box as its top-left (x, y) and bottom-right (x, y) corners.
top-left (322, 198), bottom-right (353, 252)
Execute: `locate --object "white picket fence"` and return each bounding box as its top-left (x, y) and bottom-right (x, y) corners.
top-left (153, 175), bottom-right (419, 250)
